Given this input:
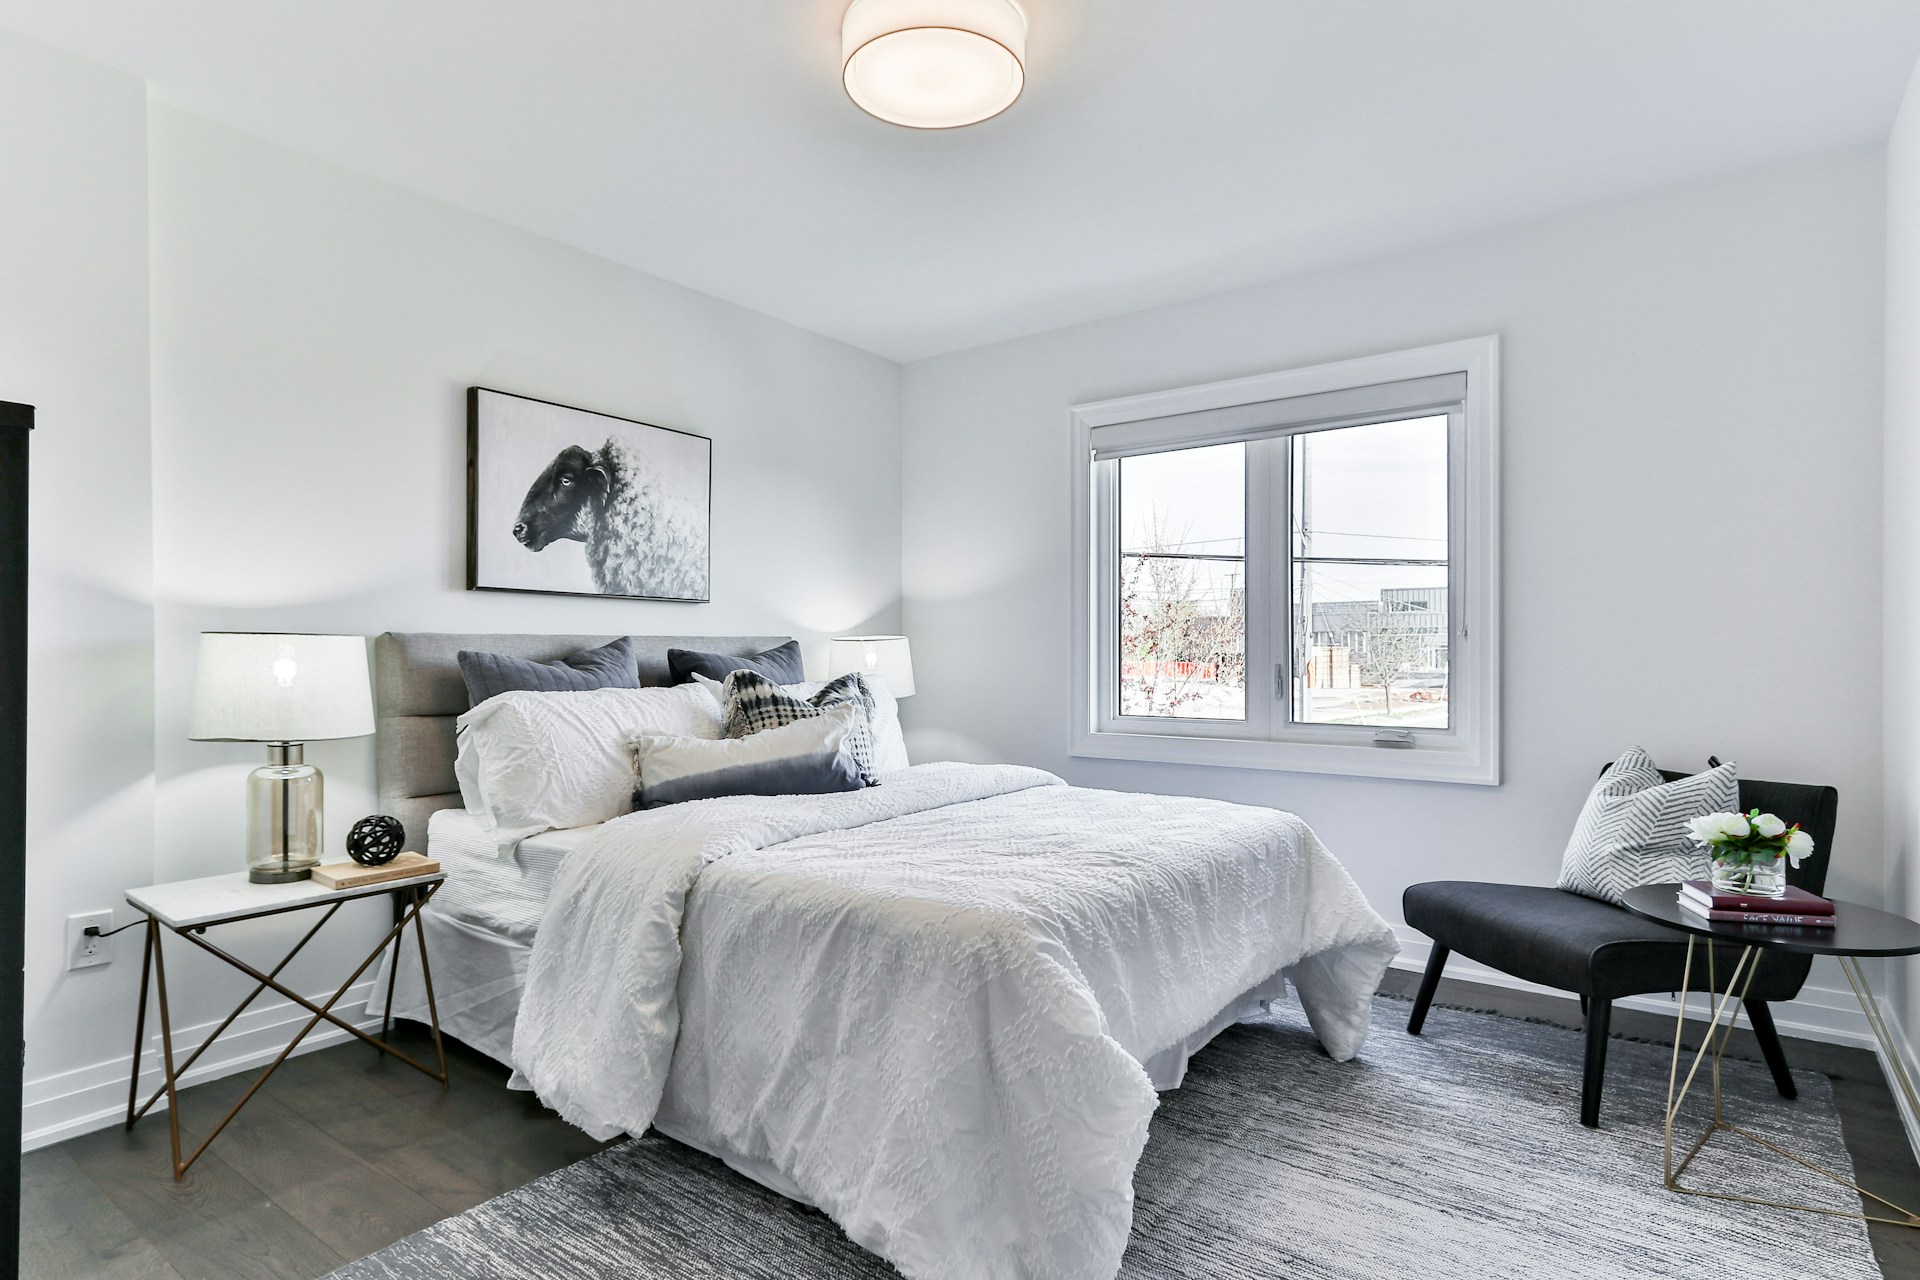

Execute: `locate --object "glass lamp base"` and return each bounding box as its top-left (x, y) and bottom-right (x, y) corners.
top-left (245, 743), bottom-right (324, 885)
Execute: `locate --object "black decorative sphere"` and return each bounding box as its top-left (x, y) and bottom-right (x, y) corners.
top-left (346, 815), bottom-right (405, 866)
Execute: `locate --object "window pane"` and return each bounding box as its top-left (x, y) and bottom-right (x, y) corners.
top-left (1291, 416), bottom-right (1449, 729)
top-left (1291, 416), bottom-right (1448, 561)
top-left (1117, 443), bottom-right (1246, 720)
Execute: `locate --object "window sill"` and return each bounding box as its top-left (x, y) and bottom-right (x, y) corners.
top-left (1070, 728), bottom-right (1499, 785)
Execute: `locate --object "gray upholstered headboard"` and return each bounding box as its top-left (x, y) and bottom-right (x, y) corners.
top-left (374, 632), bottom-right (791, 846)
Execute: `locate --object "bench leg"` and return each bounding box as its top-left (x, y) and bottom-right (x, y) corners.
top-left (1744, 999), bottom-right (1797, 1100)
top-left (1407, 946), bottom-right (1449, 1036)
top-left (1581, 998), bottom-right (1612, 1128)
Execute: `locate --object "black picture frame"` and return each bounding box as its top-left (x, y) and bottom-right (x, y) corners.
top-left (466, 386), bottom-right (713, 604)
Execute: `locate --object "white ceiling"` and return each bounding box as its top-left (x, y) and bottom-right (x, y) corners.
top-left (4, 1), bottom-right (1918, 361)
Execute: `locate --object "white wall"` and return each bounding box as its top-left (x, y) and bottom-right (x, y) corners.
top-left (148, 100), bottom-right (904, 869)
top-left (1884, 53), bottom-right (1920, 1106)
top-left (11, 47), bottom-right (903, 1144)
top-left (902, 151), bottom-right (1888, 1036)
top-left (136, 104), bottom-right (902, 1125)
top-left (0, 32), bottom-right (158, 1144)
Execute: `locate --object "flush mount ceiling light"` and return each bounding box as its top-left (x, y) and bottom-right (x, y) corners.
top-left (842, 0), bottom-right (1028, 129)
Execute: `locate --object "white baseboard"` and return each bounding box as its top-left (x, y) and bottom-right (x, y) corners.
top-left (22, 979), bottom-right (383, 1152)
top-left (1388, 928), bottom-right (1876, 1050)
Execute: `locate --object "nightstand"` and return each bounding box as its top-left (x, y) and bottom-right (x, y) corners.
top-left (122, 868), bottom-right (448, 1180)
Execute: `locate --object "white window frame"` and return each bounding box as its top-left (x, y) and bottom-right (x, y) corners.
top-left (1070, 336), bottom-right (1500, 785)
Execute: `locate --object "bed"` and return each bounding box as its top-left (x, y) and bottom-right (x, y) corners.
top-left (369, 631), bottom-right (1399, 1280)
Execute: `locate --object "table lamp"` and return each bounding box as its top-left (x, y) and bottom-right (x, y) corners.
top-left (188, 633), bottom-right (374, 883)
top-left (827, 635), bottom-right (915, 697)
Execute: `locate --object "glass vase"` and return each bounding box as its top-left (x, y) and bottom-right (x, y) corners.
top-left (1710, 851), bottom-right (1786, 899)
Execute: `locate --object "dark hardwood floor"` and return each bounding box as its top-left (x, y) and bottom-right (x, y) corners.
top-left (21, 974), bottom-right (1920, 1279)
top-left (21, 1026), bottom-right (612, 1280)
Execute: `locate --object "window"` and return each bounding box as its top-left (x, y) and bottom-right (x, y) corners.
top-left (1072, 338), bottom-right (1499, 784)
top-left (1118, 443), bottom-right (1245, 721)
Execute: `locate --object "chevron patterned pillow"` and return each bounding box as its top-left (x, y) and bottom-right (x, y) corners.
top-left (1556, 748), bottom-right (1737, 904)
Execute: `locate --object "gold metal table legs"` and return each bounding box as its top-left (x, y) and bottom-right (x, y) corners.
top-left (1663, 933), bottom-right (1920, 1228)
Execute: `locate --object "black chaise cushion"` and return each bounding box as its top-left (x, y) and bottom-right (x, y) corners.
top-left (1402, 881), bottom-right (1812, 1002)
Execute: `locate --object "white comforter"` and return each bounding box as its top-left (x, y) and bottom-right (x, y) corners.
top-left (513, 763), bottom-right (1398, 1280)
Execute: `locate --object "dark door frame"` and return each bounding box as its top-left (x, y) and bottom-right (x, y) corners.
top-left (1, 400), bottom-right (31, 1279)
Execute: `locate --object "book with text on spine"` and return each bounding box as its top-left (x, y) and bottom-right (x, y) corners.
top-left (1678, 879), bottom-right (1834, 915)
top-left (1676, 894), bottom-right (1836, 928)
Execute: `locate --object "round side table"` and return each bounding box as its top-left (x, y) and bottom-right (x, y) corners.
top-left (1620, 883), bottom-right (1920, 1229)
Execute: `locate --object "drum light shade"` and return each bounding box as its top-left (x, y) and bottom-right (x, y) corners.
top-left (188, 632), bottom-right (374, 743)
top-left (189, 632), bottom-right (374, 883)
top-left (828, 635), bottom-right (916, 697)
top-left (842, 0), bottom-right (1027, 129)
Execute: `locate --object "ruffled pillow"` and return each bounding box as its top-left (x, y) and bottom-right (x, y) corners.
top-left (454, 683), bottom-right (723, 856)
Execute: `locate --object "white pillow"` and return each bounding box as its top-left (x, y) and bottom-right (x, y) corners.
top-left (855, 675), bottom-right (910, 775)
top-left (455, 684), bottom-right (723, 857)
top-left (691, 671), bottom-right (909, 775)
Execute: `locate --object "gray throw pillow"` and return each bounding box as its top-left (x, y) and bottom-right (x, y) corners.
top-left (667, 640), bottom-right (804, 686)
top-left (1556, 747), bottom-right (1736, 904)
top-left (457, 637), bottom-right (638, 707)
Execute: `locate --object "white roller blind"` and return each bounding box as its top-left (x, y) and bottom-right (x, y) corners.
top-left (1089, 371), bottom-right (1467, 461)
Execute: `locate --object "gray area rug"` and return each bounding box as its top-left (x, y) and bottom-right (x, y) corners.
top-left (331, 997), bottom-right (1882, 1279)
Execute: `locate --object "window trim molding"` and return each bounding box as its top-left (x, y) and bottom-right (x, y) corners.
top-left (1069, 336), bottom-right (1501, 785)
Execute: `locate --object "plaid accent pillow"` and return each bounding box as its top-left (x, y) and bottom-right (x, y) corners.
top-left (720, 670), bottom-right (879, 785)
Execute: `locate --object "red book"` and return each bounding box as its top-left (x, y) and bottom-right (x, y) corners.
top-left (1679, 880), bottom-right (1834, 915)
top-left (1677, 896), bottom-right (1836, 928)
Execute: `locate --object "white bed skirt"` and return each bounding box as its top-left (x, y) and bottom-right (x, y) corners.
top-left (370, 910), bottom-right (531, 1069)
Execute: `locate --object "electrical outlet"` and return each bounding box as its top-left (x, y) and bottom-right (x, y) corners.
top-left (66, 911), bottom-right (113, 971)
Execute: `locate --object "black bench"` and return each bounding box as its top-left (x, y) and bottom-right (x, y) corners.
top-left (1402, 769), bottom-right (1837, 1128)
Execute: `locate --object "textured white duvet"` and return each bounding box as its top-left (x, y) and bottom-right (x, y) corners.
top-left (513, 763), bottom-right (1397, 1280)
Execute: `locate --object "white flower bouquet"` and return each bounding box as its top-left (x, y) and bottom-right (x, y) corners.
top-left (1685, 809), bottom-right (1815, 897)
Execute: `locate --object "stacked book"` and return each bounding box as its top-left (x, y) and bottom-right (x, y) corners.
top-left (1676, 879), bottom-right (1836, 928)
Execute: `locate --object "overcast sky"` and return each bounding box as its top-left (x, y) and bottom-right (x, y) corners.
top-left (1120, 415), bottom-right (1447, 604)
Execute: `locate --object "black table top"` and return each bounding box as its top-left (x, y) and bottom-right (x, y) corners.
top-left (1619, 883), bottom-right (1920, 958)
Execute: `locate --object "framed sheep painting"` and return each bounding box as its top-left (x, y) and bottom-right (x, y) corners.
top-left (467, 387), bottom-right (712, 602)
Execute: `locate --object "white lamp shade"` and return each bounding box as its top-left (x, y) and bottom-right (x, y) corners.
top-left (842, 0), bottom-right (1026, 129)
top-left (188, 632), bottom-right (375, 743)
top-left (828, 635), bottom-right (916, 698)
